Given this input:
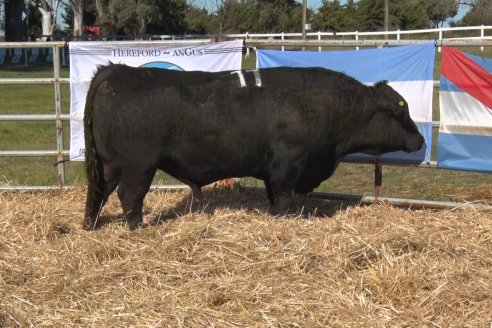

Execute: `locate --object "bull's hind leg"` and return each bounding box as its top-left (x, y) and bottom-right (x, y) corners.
top-left (84, 163), bottom-right (120, 230)
top-left (117, 169), bottom-right (156, 230)
top-left (84, 186), bottom-right (104, 230)
top-left (172, 176), bottom-right (203, 200)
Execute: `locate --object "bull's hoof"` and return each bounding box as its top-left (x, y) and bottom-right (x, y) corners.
top-left (127, 219), bottom-right (144, 230)
top-left (269, 194), bottom-right (307, 216)
top-left (269, 196), bottom-right (293, 216)
top-left (269, 206), bottom-right (288, 216)
top-left (83, 218), bottom-right (97, 231)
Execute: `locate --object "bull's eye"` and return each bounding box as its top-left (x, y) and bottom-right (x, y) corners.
top-left (399, 100), bottom-right (405, 107)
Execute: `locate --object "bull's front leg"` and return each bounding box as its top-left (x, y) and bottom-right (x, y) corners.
top-left (265, 157), bottom-right (304, 215)
top-left (272, 192), bottom-right (297, 216)
top-left (264, 180), bottom-right (292, 215)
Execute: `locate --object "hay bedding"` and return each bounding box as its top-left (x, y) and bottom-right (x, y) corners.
top-left (0, 187), bottom-right (491, 327)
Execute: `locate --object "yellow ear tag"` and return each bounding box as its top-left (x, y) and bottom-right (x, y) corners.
top-left (399, 101), bottom-right (405, 107)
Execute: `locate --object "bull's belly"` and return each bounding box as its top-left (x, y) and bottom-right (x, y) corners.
top-left (157, 149), bottom-right (267, 187)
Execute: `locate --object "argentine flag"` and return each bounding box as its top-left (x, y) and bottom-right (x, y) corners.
top-left (257, 42), bottom-right (435, 163)
top-left (438, 46), bottom-right (492, 173)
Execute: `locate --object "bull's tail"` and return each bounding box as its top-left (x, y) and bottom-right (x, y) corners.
top-left (83, 75), bottom-right (105, 230)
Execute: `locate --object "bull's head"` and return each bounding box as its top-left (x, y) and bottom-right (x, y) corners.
top-left (360, 81), bottom-right (425, 155)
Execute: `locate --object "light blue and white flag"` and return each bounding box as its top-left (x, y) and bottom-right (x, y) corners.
top-left (69, 40), bottom-right (243, 161)
top-left (438, 46), bottom-right (492, 173)
top-left (257, 42), bottom-right (435, 163)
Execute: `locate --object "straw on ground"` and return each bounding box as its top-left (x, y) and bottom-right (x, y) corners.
top-left (1, 187), bottom-right (491, 327)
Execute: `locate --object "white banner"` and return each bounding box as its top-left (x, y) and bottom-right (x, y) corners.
top-left (69, 40), bottom-right (243, 160)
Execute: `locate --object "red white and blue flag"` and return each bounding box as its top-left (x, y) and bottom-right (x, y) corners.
top-left (438, 46), bottom-right (492, 172)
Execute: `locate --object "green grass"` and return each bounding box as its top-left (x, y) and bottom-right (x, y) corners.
top-left (0, 61), bottom-right (76, 186)
top-left (1, 50), bottom-right (492, 203)
top-left (0, 84), bottom-right (70, 114)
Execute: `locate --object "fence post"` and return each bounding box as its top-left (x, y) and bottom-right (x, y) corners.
top-left (355, 31), bottom-right (359, 51)
top-left (481, 25), bottom-right (484, 52)
top-left (62, 47), bottom-right (66, 66)
top-left (281, 32), bottom-right (285, 51)
top-left (318, 31), bottom-right (321, 52)
top-left (53, 44), bottom-right (65, 190)
top-left (246, 32), bottom-right (250, 57)
top-left (438, 28), bottom-right (442, 53)
top-left (374, 161), bottom-right (382, 200)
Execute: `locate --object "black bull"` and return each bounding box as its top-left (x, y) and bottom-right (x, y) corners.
top-left (83, 64), bottom-right (424, 229)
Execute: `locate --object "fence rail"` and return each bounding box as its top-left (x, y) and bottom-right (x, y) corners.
top-left (0, 114), bottom-right (70, 121)
top-left (0, 150), bottom-right (69, 157)
top-left (0, 27), bottom-right (491, 205)
top-left (227, 25), bottom-right (492, 41)
top-left (0, 78), bottom-right (69, 84)
top-left (225, 25), bottom-right (492, 37)
top-left (244, 38), bottom-right (492, 48)
top-left (233, 25), bottom-right (492, 51)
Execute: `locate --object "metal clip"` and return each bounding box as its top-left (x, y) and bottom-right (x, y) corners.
top-left (231, 70), bottom-right (247, 88)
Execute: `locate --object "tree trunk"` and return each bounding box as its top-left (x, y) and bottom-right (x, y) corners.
top-left (384, 0), bottom-right (389, 39)
top-left (40, 8), bottom-right (53, 39)
top-left (72, 0), bottom-right (84, 39)
top-left (28, 0), bottom-right (52, 40)
top-left (5, 0), bottom-right (26, 41)
top-left (95, 0), bottom-right (105, 18)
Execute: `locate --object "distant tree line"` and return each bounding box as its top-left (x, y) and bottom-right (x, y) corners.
top-left (1, 0), bottom-right (491, 41)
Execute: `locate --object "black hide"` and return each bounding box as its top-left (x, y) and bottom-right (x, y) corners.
top-left (83, 64), bottom-right (424, 229)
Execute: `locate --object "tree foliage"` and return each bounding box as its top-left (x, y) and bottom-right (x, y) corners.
top-left (213, 0), bottom-right (255, 34)
top-left (311, 0), bottom-right (352, 32)
top-left (311, 0), bottom-right (460, 32)
top-left (460, 0), bottom-right (492, 25)
top-left (0, 0), bottom-right (483, 40)
top-left (208, 0), bottom-right (308, 34)
top-left (91, 0), bottom-right (185, 35)
top-left (256, 0), bottom-right (304, 32)
top-left (184, 5), bottom-right (213, 34)
top-left (4, 0), bottom-right (27, 41)
top-left (426, 0), bottom-right (458, 27)
top-left (391, 0), bottom-right (429, 30)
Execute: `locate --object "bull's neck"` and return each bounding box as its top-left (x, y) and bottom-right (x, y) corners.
top-left (333, 111), bottom-right (382, 157)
